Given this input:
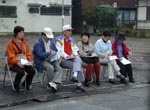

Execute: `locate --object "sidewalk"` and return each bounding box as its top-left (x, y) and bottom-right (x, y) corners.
top-left (0, 35), bottom-right (150, 108)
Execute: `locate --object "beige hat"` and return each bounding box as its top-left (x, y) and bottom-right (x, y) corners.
top-left (43, 27), bottom-right (54, 38)
top-left (63, 24), bottom-right (74, 31)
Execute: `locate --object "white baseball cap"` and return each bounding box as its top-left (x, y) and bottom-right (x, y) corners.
top-left (63, 24), bottom-right (74, 31)
top-left (43, 27), bottom-right (54, 38)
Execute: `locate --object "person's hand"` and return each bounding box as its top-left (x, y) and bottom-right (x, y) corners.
top-left (17, 62), bottom-right (24, 68)
top-left (118, 58), bottom-right (122, 61)
top-left (128, 51), bottom-right (132, 56)
top-left (50, 50), bottom-right (56, 56)
top-left (101, 54), bottom-right (106, 58)
top-left (107, 53), bottom-right (112, 56)
top-left (30, 61), bottom-right (34, 67)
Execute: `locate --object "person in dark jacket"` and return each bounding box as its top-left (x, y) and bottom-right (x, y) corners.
top-left (33, 27), bottom-right (62, 93)
top-left (112, 32), bottom-right (135, 83)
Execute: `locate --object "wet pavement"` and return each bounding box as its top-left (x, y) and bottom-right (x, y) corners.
top-left (0, 34), bottom-right (150, 108)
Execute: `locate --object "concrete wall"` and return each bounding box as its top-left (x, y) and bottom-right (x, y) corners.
top-left (137, 0), bottom-right (150, 29)
top-left (0, 0), bottom-right (72, 33)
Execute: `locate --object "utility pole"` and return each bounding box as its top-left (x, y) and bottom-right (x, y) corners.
top-left (113, 2), bottom-right (117, 37)
top-left (62, 0), bottom-right (64, 31)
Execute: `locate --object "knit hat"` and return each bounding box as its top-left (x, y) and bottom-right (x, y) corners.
top-left (116, 32), bottom-right (126, 40)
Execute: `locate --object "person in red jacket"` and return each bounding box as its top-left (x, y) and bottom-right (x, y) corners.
top-left (112, 32), bottom-right (135, 83)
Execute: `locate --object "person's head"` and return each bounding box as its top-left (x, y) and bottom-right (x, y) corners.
top-left (62, 24), bottom-right (74, 39)
top-left (41, 27), bottom-right (54, 42)
top-left (13, 26), bottom-right (24, 40)
top-left (102, 31), bottom-right (112, 42)
top-left (116, 32), bottom-right (126, 44)
top-left (81, 32), bottom-right (90, 44)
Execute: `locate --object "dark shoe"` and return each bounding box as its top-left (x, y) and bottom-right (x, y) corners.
top-left (71, 77), bottom-right (78, 82)
top-left (84, 80), bottom-right (90, 87)
top-left (13, 86), bottom-right (20, 92)
top-left (76, 86), bottom-right (86, 92)
top-left (129, 78), bottom-right (135, 83)
top-left (13, 82), bottom-right (20, 92)
top-left (116, 74), bottom-right (125, 79)
top-left (22, 82), bottom-right (32, 90)
top-left (95, 80), bottom-right (101, 86)
top-left (120, 78), bottom-right (128, 84)
top-left (109, 79), bottom-right (119, 84)
top-left (48, 82), bottom-right (57, 93)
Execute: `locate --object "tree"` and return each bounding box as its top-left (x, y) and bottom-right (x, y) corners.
top-left (83, 5), bottom-right (115, 29)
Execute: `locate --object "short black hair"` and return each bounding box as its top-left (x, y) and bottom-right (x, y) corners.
top-left (103, 31), bottom-right (112, 37)
top-left (41, 32), bottom-right (46, 36)
top-left (14, 26), bottom-right (24, 37)
top-left (81, 32), bottom-right (90, 38)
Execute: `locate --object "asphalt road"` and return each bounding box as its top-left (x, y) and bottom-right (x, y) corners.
top-left (1, 83), bottom-right (150, 110)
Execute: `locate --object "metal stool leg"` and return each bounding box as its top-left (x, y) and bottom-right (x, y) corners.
top-left (3, 66), bottom-right (7, 87)
top-left (101, 64), bottom-right (108, 81)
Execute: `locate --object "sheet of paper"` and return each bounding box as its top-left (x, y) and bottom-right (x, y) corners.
top-left (65, 56), bottom-right (75, 60)
top-left (91, 53), bottom-right (97, 57)
top-left (82, 55), bottom-right (98, 58)
top-left (21, 59), bottom-right (32, 66)
top-left (120, 57), bottom-right (131, 65)
top-left (109, 55), bottom-right (117, 60)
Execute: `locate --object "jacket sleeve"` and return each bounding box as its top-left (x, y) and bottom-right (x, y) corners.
top-left (77, 42), bottom-right (87, 56)
top-left (94, 41), bottom-right (103, 57)
top-left (33, 43), bottom-right (50, 60)
top-left (7, 42), bottom-right (19, 65)
top-left (72, 43), bottom-right (79, 56)
top-left (124, 43), bottom-right (130, 55)
top-left (107, 41), bottom-right (112, 54)
top-left (55, 40), bottom-right (68, 58)
top-left (112, 41), bottom-right (116, 55)
top-left (25, 41), bottom-right (33, 61)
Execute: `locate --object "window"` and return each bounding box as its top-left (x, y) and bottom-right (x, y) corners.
top-left (147, 6), bottom-right (150, 20)
top-left (40, 6), bottom-right (70, 16)
top-left (0, 6), bottom-right (17, 17)
top-left (64, 7), bottom-right (70, 16)
top-left (29, 7), bottom-right (39, 13)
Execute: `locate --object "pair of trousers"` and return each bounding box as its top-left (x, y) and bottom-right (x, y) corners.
top-left (10, 65), bottom-right (35, 88)
top-left (44, 60), bottom-right (62, 84)
top-left (116, 60), bottom-right (133, 79)
top-left (99, 57), bottom-right (120, 79)
top-left (60, 56), bottom-right (84, 83)
top-left (85, 62), bottom-right (101, 81)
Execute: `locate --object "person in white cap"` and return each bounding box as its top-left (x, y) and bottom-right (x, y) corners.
top-left (55, 24), bottom-right (86, 92)
top-left (33, 27), bottom-right (62, 93)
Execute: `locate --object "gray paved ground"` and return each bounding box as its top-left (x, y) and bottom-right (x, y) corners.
top-left (1, 84), bottom-right (150, 110)
top-left (0, 34), bottom-right (150, 109)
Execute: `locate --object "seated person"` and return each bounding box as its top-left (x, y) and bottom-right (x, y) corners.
top-left (7, 26), bottom-right (35, 92)
top-left (77, 32), bottom-right (101, 87)
top-left (112, 32), bottom-right (135, 83)
top-left (55, 24), bottom-right (85, 92)
top-left (33, 27), bottom-right (62, 93)
top-left (94, 31), bottom-right (127, 84)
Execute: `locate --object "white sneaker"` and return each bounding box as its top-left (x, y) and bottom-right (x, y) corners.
top-left (48, 82), bottom-right (57, 93)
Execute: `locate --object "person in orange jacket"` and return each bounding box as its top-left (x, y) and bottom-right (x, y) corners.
top-left (7, 26), bottom-right (35, 92)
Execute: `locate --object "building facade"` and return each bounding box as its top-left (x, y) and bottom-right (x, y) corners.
top-left (82, 0), bottom-right (137, 28)
top-left (137, 0), bottom-right (150, 29)
top-left (0, 0), bottom-right (72, 33)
